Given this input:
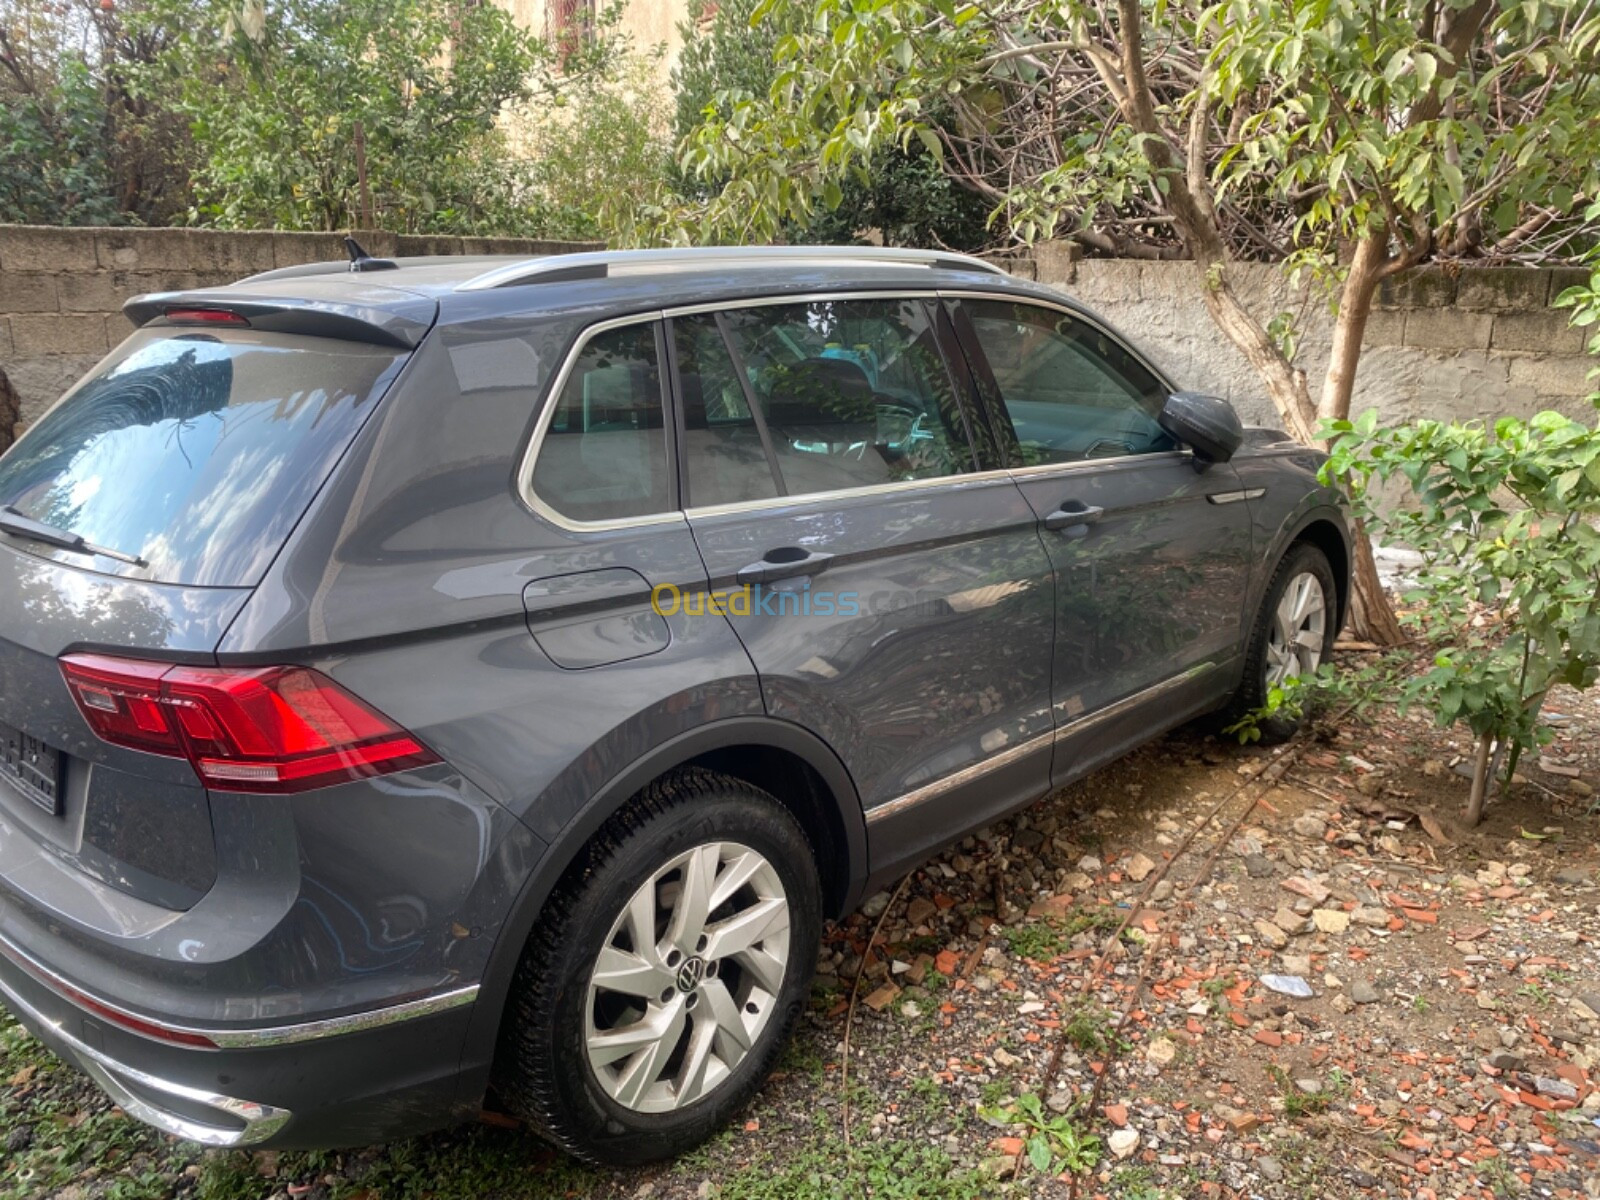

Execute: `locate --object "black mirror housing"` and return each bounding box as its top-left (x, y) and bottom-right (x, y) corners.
top-left (1158, 391), bottom-right (1243, 466)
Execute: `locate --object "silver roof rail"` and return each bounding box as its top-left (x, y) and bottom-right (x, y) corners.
top-left (454, 246), bottom-right (1007, 291)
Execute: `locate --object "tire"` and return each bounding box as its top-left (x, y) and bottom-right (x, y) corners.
top-left (494, 767), bottom-right (822, 1166)
top-left (1220, 542), bottom-right (1338, 744)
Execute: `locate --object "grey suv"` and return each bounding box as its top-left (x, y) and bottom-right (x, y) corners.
top-left (0, 246), bottom-right (1349, 1164)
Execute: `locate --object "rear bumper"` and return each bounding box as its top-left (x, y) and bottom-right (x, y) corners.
top-left (0, 929), bottom-right (486, 1148)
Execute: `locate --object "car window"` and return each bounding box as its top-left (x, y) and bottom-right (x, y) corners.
top-left (0, 328), bottom-right (406, 587)
top-left (714, 298), bottom-right (973, 499)
top-left (531, 323), bottom-right (671, 523)
top-left (671, 315), bottom-right (781, 508)
top-left (964, 299), bottom-right (1174, 466)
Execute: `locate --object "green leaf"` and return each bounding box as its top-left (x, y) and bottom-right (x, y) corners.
top-left (1028, 1133), bottom-right (1053, 1172)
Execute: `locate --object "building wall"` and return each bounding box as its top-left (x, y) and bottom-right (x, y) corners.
top-left (997, 248), bottom-right (1593, 429)
top-left (0, 225), bottom-right (598, 437)
top-left (497, 0), bottom-right (693, 81)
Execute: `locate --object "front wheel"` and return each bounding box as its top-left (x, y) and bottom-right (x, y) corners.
top-left (1222, 542), bottom-right (1338, 742)
top-left (494, 768), bottom-right (822, 1166)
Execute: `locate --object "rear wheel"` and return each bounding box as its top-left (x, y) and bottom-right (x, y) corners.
top-left (495, 768), bottom-right (821, 1166)
top-left (1222, 542), bottom-right (1338, 743)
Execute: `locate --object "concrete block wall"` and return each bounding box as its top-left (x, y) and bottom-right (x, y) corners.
top-left (0, 225), bottom-right (600, 438)
top-left (997, 252), bottom-right (1594, 430)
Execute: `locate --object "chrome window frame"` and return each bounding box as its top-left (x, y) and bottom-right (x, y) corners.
top-left (517, 287), bottom-right (1194, 531)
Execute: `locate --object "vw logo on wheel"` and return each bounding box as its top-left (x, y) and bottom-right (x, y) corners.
top-left (675, 956), bottom-right (706, 993)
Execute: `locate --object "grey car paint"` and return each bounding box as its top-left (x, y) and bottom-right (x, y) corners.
top-left (0, 253), bottom-right (1350, 1150)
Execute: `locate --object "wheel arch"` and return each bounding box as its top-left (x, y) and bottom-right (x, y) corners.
top-left (457, 717), bottom-right (866, 1095)
top-left (1286, 513), bottom-right (1352, 635)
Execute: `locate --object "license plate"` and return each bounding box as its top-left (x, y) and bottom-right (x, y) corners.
top-left (0, 721), bottom-right (63, 816)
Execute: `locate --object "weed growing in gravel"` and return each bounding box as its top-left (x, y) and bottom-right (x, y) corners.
top-left (1268, 1065), bottom-right (1350, 1119)
top-left (978, 1092), bottom-right (1101, 1176)
top-left (1063, 1003), bottom-right (1126, 1055)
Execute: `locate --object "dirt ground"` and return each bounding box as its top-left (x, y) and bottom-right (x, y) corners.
top-left (4, 662), bottom-right (1600, 1200)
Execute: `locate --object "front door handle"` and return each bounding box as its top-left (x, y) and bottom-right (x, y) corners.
top-left (1043, 503), bottom-right (1105, 532)
top-left (736, 547), bottom-right (835, 586)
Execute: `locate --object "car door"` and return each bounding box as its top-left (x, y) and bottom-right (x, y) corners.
top-left (672, 295), bottom-right (1057, 876)
top-left (947, 294), bottom-right (1256, 787)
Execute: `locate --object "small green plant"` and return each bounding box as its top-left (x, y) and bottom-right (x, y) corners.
top-left (1518, 982), bottom-right (1554, 1007)
top-left (1224, 654), bottom-right (1405, 743)
top-left (1062, 1004), bottom-right (1124, 1056)
top-left (979, 1093), bottom-right (1102, 1175)
top-left (1411, 993), bottom-right (1430, 1014)
top-left (1268, 1065), bottom-right (1348, 1119)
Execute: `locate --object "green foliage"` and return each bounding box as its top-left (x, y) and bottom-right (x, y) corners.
top-left (665, 0), bottom-right (989, 249)
top-left (0, 51), bottom-right (118, 225)
top-left (978, 1092), bottom-right (1102, 1175)
top-left (651, 0), bottom-right (1599, 268)
top-left (1322, 386), bottom-right (1600, 797)
top-left (1224, 654), bottom-right (1404, 742)
top-left (135, 0), bottom-right (623, 234)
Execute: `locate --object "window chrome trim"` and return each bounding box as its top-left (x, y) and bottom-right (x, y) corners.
top-left (684, 466), bottom-right (1018, 520)
top-left (514, 310), bottom-right (683, 533)
top-left (0, 928), bottom-right (478, 1050)
top-left (661, 289), bottom-right (941, 319)
top-left (1005, 448), bottom-right (1195, 482)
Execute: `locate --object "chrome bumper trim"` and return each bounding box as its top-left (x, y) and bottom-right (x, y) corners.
top-left (0, 928), bottom-right (477, 1048)
top-left (0, 964), bottom-right (291, 1146)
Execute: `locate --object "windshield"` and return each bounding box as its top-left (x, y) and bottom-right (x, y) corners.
top-left (0, 328), bottom-right (407, 587)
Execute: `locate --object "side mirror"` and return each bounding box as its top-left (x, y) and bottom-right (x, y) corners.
top-left (1158, 391), bottom-right (1243, 467)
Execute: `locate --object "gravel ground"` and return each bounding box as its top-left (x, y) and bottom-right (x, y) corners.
top-left (4, 669), bottom-right (1600, 1200)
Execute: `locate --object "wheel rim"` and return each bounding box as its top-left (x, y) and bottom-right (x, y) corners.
top-left (1264, 571), bottom-right (1327, 689)
top-left (584, 841), bottom-right (791, 1113)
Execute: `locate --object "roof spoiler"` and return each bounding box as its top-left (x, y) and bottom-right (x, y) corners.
top-left (123, 289), bottom-right (437, 350)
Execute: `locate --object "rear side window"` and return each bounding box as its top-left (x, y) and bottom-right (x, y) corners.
top-left (530, 323), bottom-right (671, 524)
top-left (711, 298), bottom-right (973, 500)
top-left (0, 329), bottom-right (406, 587)
top-left (671, 314), bottom-right (780, 509)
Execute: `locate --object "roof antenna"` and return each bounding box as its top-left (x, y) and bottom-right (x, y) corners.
top-left (343, 234), bottom-right (398, 273)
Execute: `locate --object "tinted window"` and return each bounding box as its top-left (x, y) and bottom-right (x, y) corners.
top-left (716, 298), bottom-right (972, 498)
top-left (0, 329), bottom-right (405, 587)
top-left (672, 315), bottom-right (780, 508)
top-left (965, 300), bottom-right (1174, 465)
top-left (531, 324), bottom-right (671, 523)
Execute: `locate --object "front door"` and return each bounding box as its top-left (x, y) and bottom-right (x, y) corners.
top-left (948, 296), bottom-right (1256, 786)
top-left (671, 296), bottom-right (1057, 874)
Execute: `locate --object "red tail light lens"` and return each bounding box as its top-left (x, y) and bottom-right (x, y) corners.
top-left (163, 306), bottom-right (249, 326)
top-left (60, 655), bottom-right (438, 794)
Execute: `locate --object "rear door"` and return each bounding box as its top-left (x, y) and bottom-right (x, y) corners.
top-left (674, 295), bottom-right (1057, 874)
top-left (947, 295), bottom-right (1255, 786)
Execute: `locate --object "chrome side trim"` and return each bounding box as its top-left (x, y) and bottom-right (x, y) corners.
top-left (457, 246), bottom-right (1006, 291)
top-left (1207, 488), bottom-right (1267, 505)
top-left (685, 467), bottom-right (1017, 520)
top-left (1006, 449), bottom-right (1195, 482)
top-left (1054, 662), bottom-right (1218, 743)
top-left (661, 289), bottom-right (939, 319)
top-left (863, 663), bottom-right (1221, 826)
top-left (0, 964), bottom-right (291, 1146)
top-left (0, 929), bottom-right (478, 1049)
top-left (864, 729), bottom-right (1055, 826)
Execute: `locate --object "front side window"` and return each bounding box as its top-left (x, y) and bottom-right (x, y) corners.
top-left (964, 300), bottom-right (1174, 466)
top-left (711, 298), bottom-right (973, 499)
top-left (531, 323), bottom-right (671, 523)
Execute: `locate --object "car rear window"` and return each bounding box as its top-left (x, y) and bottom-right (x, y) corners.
top-left (0, 328), bottom-right (407, 587)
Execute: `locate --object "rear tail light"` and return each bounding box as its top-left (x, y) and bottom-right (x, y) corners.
top-left (60, 655), bottom-right (438, 794)
top-left (163, 306), bottom-right (249, 326)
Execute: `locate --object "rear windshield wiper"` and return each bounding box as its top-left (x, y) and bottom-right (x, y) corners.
top-left (0, 506), bottom-right (149, 568)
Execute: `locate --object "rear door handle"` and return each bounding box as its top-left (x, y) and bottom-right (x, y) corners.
top-left (1043, 503), bottom-right (1105, 532)
top-left (736, 548), bottom-right (835, 586)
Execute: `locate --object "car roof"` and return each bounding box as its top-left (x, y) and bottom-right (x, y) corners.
top-left (123, 246), bottom-right (1100, 348)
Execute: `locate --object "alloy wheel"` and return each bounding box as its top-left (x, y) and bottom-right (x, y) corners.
top-left (1264, 571), bottom-right (1327, 688)
top-left (584, 841), bottom-right (791, 1113)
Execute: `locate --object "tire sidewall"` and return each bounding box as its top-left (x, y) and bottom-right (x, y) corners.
top-left (1241, 543), bottom-right (1338, 738)
top-left (538, 791), bottom-right (820, 1162)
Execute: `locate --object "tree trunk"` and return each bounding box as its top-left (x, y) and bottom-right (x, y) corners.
top-left (1465, 730), bottom-right (1493, 825)
top-left (0, 368), bottom-right (19, 456)
top-left (1316, 237), bottom-right (1405, 645)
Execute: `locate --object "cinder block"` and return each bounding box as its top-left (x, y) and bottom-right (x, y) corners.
top-left (0, 316), bottom-right (12, 360)
top-left (396, 235), bottom-right (466, 257)
top-left (1455, 268), bottom-right (1549, 311)
top-left (95, 228), bottom-right (195, 271)
top-left (120, 270), bottom-right (205, 298)
top-left (1507, 354), bottom-right (1596, 397)
top-left (1402, 308), bottom-right (1492, 350)
top-left (9, 313), bottom-right (109, 356)
top-left (1362, 310), bottom-right (1406, 346)
top-left (272, 232), bottom-right (346, 268)
top-left (0, 225), bottom-right (99, 272)
top-left (1547, 267), bottom-right (1592, 306)
top-left (190, 229), bottom-right (278, 277)
top-left (1034, 239), bottom-right (1080, 285)
top-left (8, 354), bottom-right (101, 423)
top-left (0, 271), bottom-right (60, 314)
top-left (1378, 268), bottom-right (1457, 309)
top-left (56, 272), bottom-right (122, 313)
top-left (1489, 311), bottom-right (1586, 354)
